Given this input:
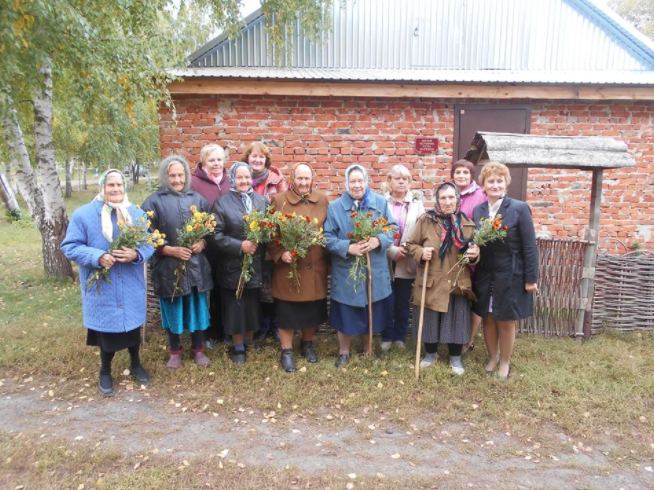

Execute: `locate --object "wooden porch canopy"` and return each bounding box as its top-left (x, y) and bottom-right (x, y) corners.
top-left (465, 131), bottom-right (636, 339)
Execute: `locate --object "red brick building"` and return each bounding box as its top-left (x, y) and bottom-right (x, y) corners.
top-left (162, 0), bottom-right (654, 248)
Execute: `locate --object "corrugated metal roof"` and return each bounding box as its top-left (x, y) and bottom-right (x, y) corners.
top-left (189, 0), bottom-right (654, 75)
top-left (170, 67), bottom-right (654, 85)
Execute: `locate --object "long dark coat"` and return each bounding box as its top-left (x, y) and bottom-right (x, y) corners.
top-left (472, 197), bottom-right (538, 321)
top-left (141, 189), bottom-right (214, 298)
top-left (209, 191), bottom-right (267, 290)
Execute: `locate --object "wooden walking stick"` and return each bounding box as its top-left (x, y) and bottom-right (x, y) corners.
top-left (415, 259), bottom-right (430, 380)
top-left (365, 252), bottom-right (373, 359)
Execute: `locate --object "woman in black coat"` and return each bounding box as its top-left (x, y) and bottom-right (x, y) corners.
top-left (209, 162), bottom-right (266, 364)
top-left (472, 162), bottom-right (538, 379)
top-left (142, 155), bottom-right (213, 370)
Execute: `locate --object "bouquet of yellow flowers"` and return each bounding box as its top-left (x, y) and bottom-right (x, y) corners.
top-left (272, 209), bottom-right (326, 292)
top-left (449, 214), bottom-right (508, 285)
top-left (86, 212), bottom-right (165, 293)
top-left (171, 205), bottom-right (217, 301)
top-left (347, 209), bottom-right (398, 291)
top-left (236, 206), bottom-right (278, 298)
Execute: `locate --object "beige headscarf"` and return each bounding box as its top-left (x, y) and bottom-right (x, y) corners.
top-left (95, 169), bottom-right (132, 242)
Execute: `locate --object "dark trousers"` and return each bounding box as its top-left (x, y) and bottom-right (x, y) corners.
top-left (206, 289), bottom-right (224, 340)
top-left (425, 342), bottom-right (463, 356)
top-left (167, 330), bottom-right (204, 351)
top-left (381, 278), bottom-right (414, 342)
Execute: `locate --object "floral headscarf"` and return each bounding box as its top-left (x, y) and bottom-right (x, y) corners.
top-left (345, 164), bottom-right (371, 210)
top-left (95, 169), bottom-right (132, 243)
top-left (229, 162), bottom-right (254, 213)
top-left (289, 163), bottom-right (315, 200)
top-left (431, 182), bottom-right (469, 263)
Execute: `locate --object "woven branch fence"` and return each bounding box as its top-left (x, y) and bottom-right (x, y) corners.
top-left (591, 243), bottom-right (654, 334)
top-left (518, 239), bottom-right (589, 337)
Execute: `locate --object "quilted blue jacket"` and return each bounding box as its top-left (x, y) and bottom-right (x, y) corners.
top-left (61, 200), bottom-right (154, 333)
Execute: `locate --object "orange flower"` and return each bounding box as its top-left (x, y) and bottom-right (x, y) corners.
top-left (291, 250), bottom-right (298, 257)
top-left (305, 216), bottom-right (311, 222)
top-left (285, 213), bottom-right (293, 219)
top-left (276, 240), bottom-right (282, 246)
top-left (366, 212), bottom-right (374, 217)
top-left (347, 233), bottom-right (353, 238)
top-left (269, 208), bottom-right (275, 214)
top-left (350, 212), bottom-right (357, 218)
top-left (394, 233), bottom-right (401, 239)
top-left (502, 225), bottom-right (508, 231)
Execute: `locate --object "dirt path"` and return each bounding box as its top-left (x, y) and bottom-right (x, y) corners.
top-left (1, 378), bottom-right (652, 489)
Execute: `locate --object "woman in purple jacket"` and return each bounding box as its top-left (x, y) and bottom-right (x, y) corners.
top-left (191, 144), bottom-right (231, 349)
top-left (451, 159), bottom-right (488, 355)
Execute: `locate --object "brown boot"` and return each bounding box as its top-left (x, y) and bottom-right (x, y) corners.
top-left (191, 348), bottom-right (210, 368)
top-left (166, 349), bottom-right (182, 370)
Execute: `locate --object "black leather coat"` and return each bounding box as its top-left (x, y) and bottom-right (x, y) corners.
top-left (142, 189), bottom-right (214, 298)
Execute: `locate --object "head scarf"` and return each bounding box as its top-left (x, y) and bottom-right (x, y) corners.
top-left (229, 162), bottom-right (254, 214)
top-left (289, 163), bottom-right (314, 200)
top-left (431, 182), bottom-right (470, 263)
top-left (95, 169), bottom-right (132, 243)
top-left (345, 164), bottom-right (371, 210)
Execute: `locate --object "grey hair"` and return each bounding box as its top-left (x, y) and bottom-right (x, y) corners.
top-left (200, 144), bottom-right (226, 164)
top-left (380, 164), bottom-right (412, 193)
top-left (158, 154), bottom-right (191, 194)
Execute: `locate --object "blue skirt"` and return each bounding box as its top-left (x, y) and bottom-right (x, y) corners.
top-left (330, 298), bottom-right (389, 336)
top-left (159, 287), bottom-right (210, 335)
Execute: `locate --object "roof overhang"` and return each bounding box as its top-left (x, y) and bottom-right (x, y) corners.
top-left (166, 68), bottom-right (654, 100)
top-left (465, 132), bottom-right (637, 170)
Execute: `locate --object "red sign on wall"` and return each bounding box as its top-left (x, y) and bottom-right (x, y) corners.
top-left (415, 137), bottom-right (439, 155)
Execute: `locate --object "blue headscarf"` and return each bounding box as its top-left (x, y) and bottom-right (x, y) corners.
top-left (345, 164), bottom-right (371, 210)
top-left (229, 162), bottom-right (254, 213)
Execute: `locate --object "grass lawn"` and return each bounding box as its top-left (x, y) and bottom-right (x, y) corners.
top-left (1, 186), bottom-right (653, 488)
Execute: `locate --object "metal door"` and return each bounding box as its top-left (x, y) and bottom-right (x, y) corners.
top-left (453, 104), bottom-right (531, 200)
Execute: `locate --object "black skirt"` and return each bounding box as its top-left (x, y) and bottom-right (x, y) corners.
top-left (86, 328), bottom-right (141, 353)
top-left (276, 298), bottom-right (328, 331)
top-left (221, 287), bottom-right (261, 336)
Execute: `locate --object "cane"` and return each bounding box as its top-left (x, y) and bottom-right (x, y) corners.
top-left (365, 252), bottom-right (373, 359)
top-left (415, 259), bottom-right (430, 380)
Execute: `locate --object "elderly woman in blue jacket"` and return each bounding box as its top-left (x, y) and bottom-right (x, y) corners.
top-left (324, 164), bottom-right (397, 367)
top-left (61, 169), bottom-right (155, 397)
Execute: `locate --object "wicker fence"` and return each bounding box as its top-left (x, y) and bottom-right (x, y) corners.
top-left (518, 239), bottom-right (590, 337)
top-left (591, 247), bottom-right (654, 333)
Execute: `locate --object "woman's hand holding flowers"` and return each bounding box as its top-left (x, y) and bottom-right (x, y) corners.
top-left (99, 254), bottom-right (116, 269)
top-left (164, 246), bottom-right (193, 261)
top-left (358, 237), bottom-right (380, 254)
top-left (112, 247), bottom-right (138, 263)
top-left (464, 244), bottom-right (480, 262)
top-left (190, 239), bottom-right (206, 254)
top-left (281, 251), bottom-right (294, 264)
top-left (241, 240), bottom-right (258, 255)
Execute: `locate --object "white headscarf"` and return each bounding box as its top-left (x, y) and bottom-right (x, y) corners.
top-left (95, 169), bottom-right (132, 243)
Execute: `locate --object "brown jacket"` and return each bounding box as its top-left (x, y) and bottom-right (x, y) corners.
top-left (268, 189), bottom-right (330, 302)
top-left (405, 212), bottom-right (476, 313)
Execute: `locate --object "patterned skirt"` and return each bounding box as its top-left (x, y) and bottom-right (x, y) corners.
top-left (412, 294), bottom-right (471, 345)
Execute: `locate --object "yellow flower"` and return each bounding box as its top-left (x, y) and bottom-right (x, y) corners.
top-left (117, 220), bottom-right (124, 226)
top-left (190, 205), bottom-right (198, 213)
top-left (291, 212), bottom-right (297, 218)
top-left (146, 220), bottom-right (152, 228)
top-left (157, 239), bottom-right (164, 246)
top-left (313, 218), bottom-right (319, 225)
top-left (146, 210), bottom-right (154, 218)
top-left (140, 217), bottom-right (145, 223)
top-left (186, 225), bottom-right (193, 232)
top-left (319, 227), bottom-right (323, 233)
top-left (383, 227), bottom-right (389, 233)
top-left (194, 212), bottom-right (201, 220)
top-left (249, 220), bottom-right (260, 232)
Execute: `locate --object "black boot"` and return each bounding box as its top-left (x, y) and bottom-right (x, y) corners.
top-left (300, 341), bottom-right (318, 363)
top-left (281, 349), bottom-right (296, 372)
top-left (98, 373), bottom-right (115, 397)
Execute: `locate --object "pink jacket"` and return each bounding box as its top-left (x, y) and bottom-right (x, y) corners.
top-left (459, 181), bottom-right (487, 220)
top-left (252, 166), bottom-right (288, 201)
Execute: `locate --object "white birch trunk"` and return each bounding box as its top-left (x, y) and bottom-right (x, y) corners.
top-left (33, 63), bottom-right (74, 278)
top-left (65, 157), bottom-right (73, 198)
top-left (2, 106), bottom-right (46, 229)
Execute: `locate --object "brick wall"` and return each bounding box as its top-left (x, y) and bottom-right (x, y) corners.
top-left (160, 95), bottom-right (654, 249)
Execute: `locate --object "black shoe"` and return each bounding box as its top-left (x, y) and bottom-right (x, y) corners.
top-left (98, 373), bottom-right (115, 397)
top-left (231, 349), bottom-right (247, 365)
top-left (281, 349), bottom-right (296, 372)
top-left (131, 365), bottom-right (151, 387)
top-left (300, 341), bottom-right (318, 363)
top-left (335, 354), bottom-right (350, 368)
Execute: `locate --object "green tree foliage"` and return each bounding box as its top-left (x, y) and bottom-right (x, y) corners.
top-left (610, 0), bottom-right (654, 39)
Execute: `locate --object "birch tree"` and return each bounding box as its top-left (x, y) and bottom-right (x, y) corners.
top-left (0, 0), bottom-right (330, 278)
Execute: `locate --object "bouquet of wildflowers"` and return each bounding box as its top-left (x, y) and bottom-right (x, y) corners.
top-left (272, 209), bottom-right (326, 292)
top-left (347, 209), bottom-right (398, 291)
top-left (171, 205), bottom-right (217, 300)
top-left (86, 211), bottom-right (165, 293)
top-left (449, 214), bottom-right (508, 285)
top-left (236, 206), bottom-right (277, 298)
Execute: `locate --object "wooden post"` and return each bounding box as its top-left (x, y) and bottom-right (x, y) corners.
top-left (575, 169), bottom-right (602, 340)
